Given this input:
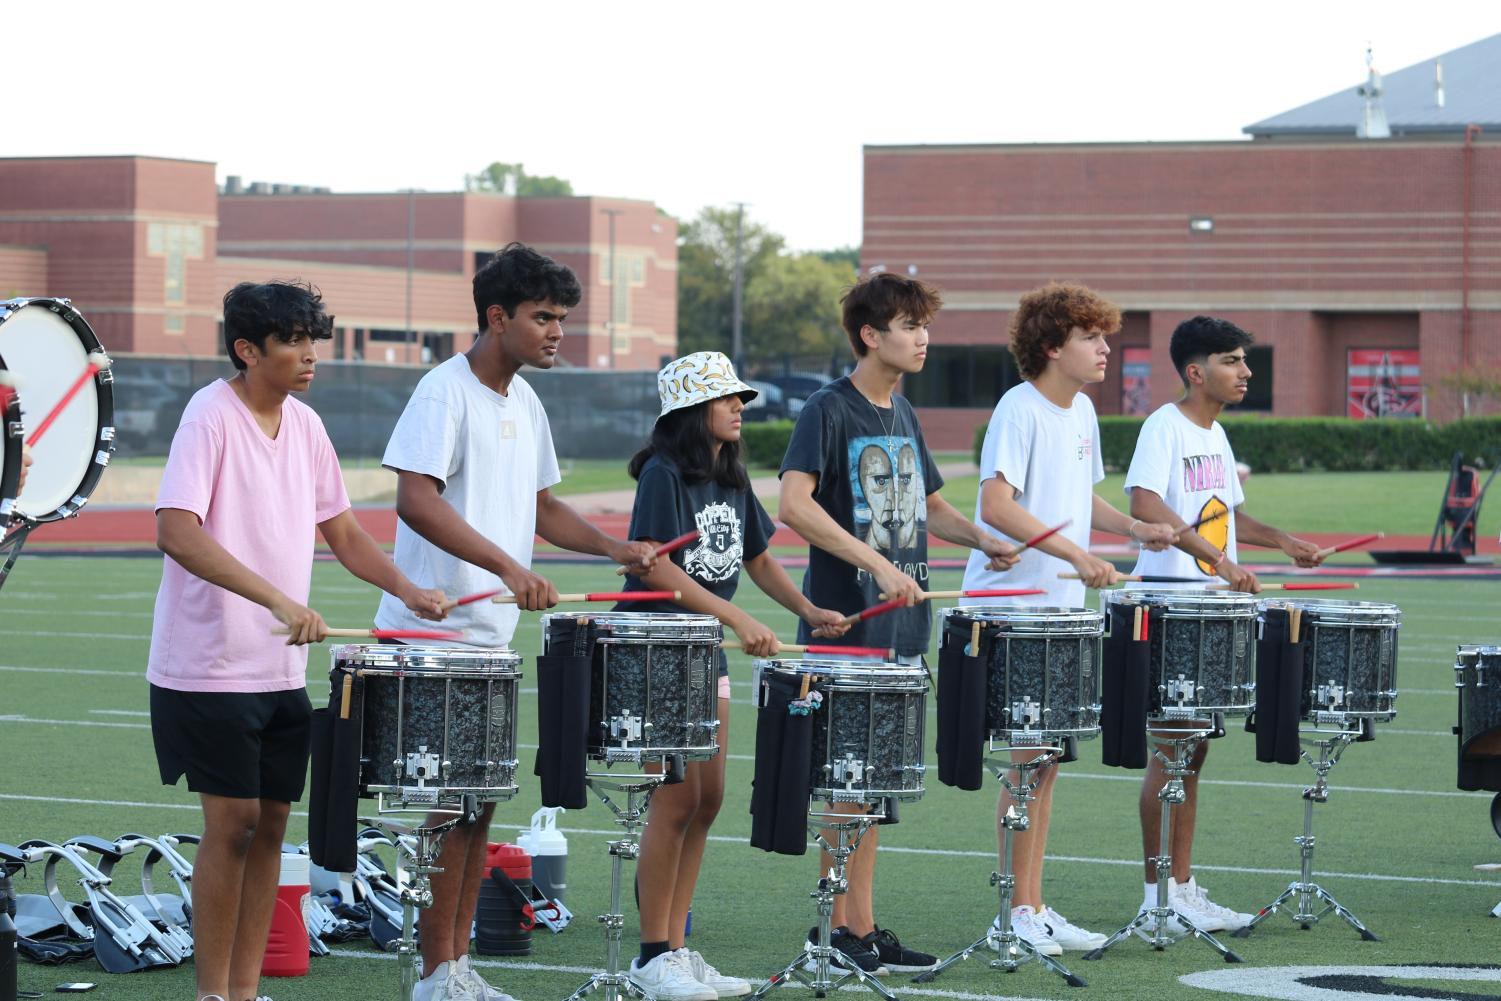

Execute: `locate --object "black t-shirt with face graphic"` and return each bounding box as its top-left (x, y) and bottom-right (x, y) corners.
top-left (779, 376), bottom-right (943, 657)
top-left (619, 454), bottom-right (775, 617)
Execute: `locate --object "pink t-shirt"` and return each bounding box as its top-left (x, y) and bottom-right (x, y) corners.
top-left (147, 380), bottom-right (350, 693)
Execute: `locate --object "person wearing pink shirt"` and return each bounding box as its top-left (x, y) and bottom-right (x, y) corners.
top-left (148, 281), bottom-right (446, 1001)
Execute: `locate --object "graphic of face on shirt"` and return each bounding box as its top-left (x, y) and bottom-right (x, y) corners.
top-left (852, 437), bottom-right (924, 552)
top-left (683, 500), bottom-right (744, 583)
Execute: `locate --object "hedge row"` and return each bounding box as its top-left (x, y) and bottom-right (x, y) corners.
top-left (975, 415), bottom-right (1501, 473)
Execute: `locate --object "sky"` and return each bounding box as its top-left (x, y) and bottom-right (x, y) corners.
top-left (8, 1), bottom-right (1498, 251)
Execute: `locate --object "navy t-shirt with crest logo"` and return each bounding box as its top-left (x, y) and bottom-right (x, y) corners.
top-left (618, 453), bottom-right (776, 634)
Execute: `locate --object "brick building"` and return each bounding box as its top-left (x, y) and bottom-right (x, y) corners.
top-left (0, 156), bottom-right (678, 370)
top-left (871, 35), bottom-right (1501, 448)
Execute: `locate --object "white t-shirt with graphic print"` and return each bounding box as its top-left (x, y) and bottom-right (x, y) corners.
top-left (1125, 402), bottom-right (1245, 582)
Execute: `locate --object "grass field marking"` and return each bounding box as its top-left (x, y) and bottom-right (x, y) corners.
top-left (89, 709), bottom-right (150, 716)
top-left (327, 948), bottom-right (1067, 1001)
top-left (4, 628), bottom-right (148, 640)
top-left (0, 664), bottom-right (145, 677)
top-left (1181, 964), bottom-right (1501, 1001)
top-left (0, 608), bottom-right (152, 620)
top-left (1, 714), bottom-right (149, 729)
top-left (4, 793), bottom-right (1496, 892)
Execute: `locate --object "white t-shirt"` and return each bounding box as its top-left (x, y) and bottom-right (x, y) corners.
top-left (376, 355), bottom-right (561, 648)
top-left (962, 381), bottom-right (1104, 608)
top-left (1125, 402), bottom-right (1244, 582)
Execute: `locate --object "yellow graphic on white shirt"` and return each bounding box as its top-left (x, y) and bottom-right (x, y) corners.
top-left (1193, 496), bottom-right (1230, 576)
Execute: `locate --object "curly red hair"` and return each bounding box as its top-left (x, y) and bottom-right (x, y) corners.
top-left (1008, 282), bottom-right (1122, 380)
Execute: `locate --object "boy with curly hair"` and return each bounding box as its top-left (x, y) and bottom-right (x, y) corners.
top-left (960, 282), bottom-right (1173, 956)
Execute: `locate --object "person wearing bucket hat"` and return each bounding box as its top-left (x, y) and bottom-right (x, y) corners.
top-left (620, 351), bottom-right (850, 1001)
top-left (777, 272), bottom-right (1021, 976)
top-left (378, 244), bottom-right (659, 1001)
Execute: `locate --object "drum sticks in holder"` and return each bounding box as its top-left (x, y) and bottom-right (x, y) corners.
top-left (26, 351), bottom-right (110, 448)
top-left (615, 530), bottom-right (700, 575)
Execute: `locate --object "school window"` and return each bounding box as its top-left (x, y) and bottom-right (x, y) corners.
top-left (1242, 346), bottom-right (1273, 411)
top-left (901, 345), bottom-right (1020, 408)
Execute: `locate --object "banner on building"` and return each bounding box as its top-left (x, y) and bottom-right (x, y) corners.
top-left (1122, 347), bottom-right (1152, 416)
top-left (1346, 349), bottom-right (1421, 419)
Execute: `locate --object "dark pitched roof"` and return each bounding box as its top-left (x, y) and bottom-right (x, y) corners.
top-left (1244, 33), bottom-right (1501, 137)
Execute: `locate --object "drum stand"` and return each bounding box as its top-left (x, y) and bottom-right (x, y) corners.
top-left (750, 809), bottom-right (898, 1001)
top-left (0, 521), bottom-right (30, 593)
top-left (916, 741), bottom-right (1085, 989)
top-left (1084, 721), bottom-right (1244, 964)
top-left (1235, 723), bottom-right (1379, 940)
top-left (360, 799), bottom-right (476, 1001)
top-left (561, 769), bottom-right (666, 1001)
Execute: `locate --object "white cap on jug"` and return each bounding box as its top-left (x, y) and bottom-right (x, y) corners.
top-left (527, 806), bottom-right (567, 856)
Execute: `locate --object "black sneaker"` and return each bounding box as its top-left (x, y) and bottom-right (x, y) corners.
top-left (803, 926), bottom-right (888, 976)
top-left (865, 926), bottom-right (937, 973)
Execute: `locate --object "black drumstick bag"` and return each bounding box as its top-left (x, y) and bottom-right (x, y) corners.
top-left (1101, 601), bottom-right (1151, 769)
top-left (1246, 608), bottom-right (1302, 765)
top-left (749, 671), bottom-right (813, 855)
top-left (936, 620), bottom-right (987, 791)
top-left (534, 649), bottom-right (592, 810)
top-left (309, 672), bottom-right (364, 872)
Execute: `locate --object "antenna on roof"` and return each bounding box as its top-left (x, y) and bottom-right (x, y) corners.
top-left (1356, 43), bottom-right (1391, 139)
top-left (1434, 59), bottom-right (1446, 109)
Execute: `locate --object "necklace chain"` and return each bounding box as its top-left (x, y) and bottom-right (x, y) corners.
top-left (866, 393), bottom-right (897, 449)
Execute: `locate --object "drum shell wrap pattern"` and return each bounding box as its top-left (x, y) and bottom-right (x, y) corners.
top-left (333, 645), bottom-right (522, 805)
top-left (1113, 590), bottom-right (1257, 719)
top-left (542, 612), bottom-right (721, 760)
top-left (1262, 599), bottom-right (1401, 722)
top-left (1456, 646), bottom-right (1501, 756)
top-left (943, 606), bottom-right (1103, 738)
top-left (761, 659), bottom-right (929, 802)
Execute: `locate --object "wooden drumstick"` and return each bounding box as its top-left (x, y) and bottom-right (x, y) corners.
top-left (439, 588), bottom-right (506, 612)
top-left (270, 627), bottom-right (467, 641)
top-left (25, 351), bottom-right (111, 448)
top-left (1172, 508), bottom-right (1227, 542)
top-left (1288, 607), bottom-right (1302, 644)
top-left (837, 595), bottom-right (910, 627)
top-left (615, 530), bottom-right (700, 575)
top-left (877, 588), bottom-right (1047, 601)
top-left (1313, 532), bottom-right (1384, 560)
top-left (491, 590), bottom-right (681, 604)
top-left (721, 641), bottom-right (895, 657)
top-left (1132, 605), bottom-right (1144, 642)
top-left (1206, 582), bottom-right (1358, 592)
top-left (339, 673), bottom-right (354, 720)
top-left (1059, 572), bottom-right (1199, 583)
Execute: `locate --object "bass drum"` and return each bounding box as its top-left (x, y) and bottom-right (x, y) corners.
top-left (0, 351), bottom-right (20, 523)
top-left (0, 298), bottom-right (115, 523)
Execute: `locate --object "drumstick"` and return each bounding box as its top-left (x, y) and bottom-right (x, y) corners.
top-left (491, 590), bottom-right (681, 604)
top-left (1059, 572), bottom-right (1200, 583)
top-left (439, 588), bottom-right (506, 612)
top-left (270, 627), bottom-right (467, 641)
top-left (25, 352), bottom-right (111, 448)
top-left (877, 588), bottom-right (1047, 601)
top-left (837, 596), bottom-right (910, 627)
top-left (1205, 582), bottom-right (1359, 592)
top-left (1013, 519), bottom-right (1071, 556)
top-left (1313, 532), bottom-right (1384, 560)
top-left (614, 530), bottom-right (700, 575)
top-left (721, 642), bottom-right (895, 658)
top-left (1173, 508), bottom-right (1228, 541)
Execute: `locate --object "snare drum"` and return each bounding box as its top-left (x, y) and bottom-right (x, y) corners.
top-left (332, 644), bottom-right (522, 810)
top-left (0, 298), bottom-right (114, 523)
top-left (1107, 589), bottom-right (1258, 720)
top-left (541, 611), bottom-right (722, 763)
top-left (755, 659), bottom-right (928, 803)
top-left (939, 605), bottom-right (1103, 739)
top-left (1260, 599), bottom-right (1401, 724)
top-left (1456, 646), bottom-right (1501, 759)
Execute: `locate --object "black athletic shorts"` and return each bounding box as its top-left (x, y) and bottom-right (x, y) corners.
top-left (150, 684), bottom-right (313, 802)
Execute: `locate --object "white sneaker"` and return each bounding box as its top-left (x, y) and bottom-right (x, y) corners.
top-left (992, 906), bottom-right (1062, 957)
top-left (676, 948), bottom-right (751, 998)
top-left (455, 954), bottom-right (520, 1001)
top-left (1134, 881), bottom-right (1189, 940)
top-left (413, 960), bottom-right (476, 1001)
top-left (1040, 907), bottom-right (1107, 951)
top-left (1173, 877), bottom-right (1252, 933)
top-left (628, 951), bottom-right (717, 1001)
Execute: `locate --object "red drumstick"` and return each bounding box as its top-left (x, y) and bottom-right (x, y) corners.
top-left (615, 530), bottom-right (701, 575)
top-left (439, 588), bottom-right (506, 612)
top-left (1013, 519), bottom-right (1071, 556)
top-left (876, 588), bottom-right (1047, 601)
top-left (1173, 508), bottom-right (1228, 542)
top-left (1313, 532), bottom-right (1384, 560)
top-left (271, 627), bottom-right (467, 641)
top-left (491, 590), bottom-right (681, 604)
top-left (25, 352), bottom-right (110, 448)
top-left (721, 642), bottom-right (895, 658)
top-left (838, 595), bottom-right (910, 627)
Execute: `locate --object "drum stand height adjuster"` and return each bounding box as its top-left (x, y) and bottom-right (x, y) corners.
top-left (915, 743), bottom-right (1086, 989)
top-left (1235, 726), bottom-right (1380, 940)
top-left (1083, 723), bottom-right (1245, 964)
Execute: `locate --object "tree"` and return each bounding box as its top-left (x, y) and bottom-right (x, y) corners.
top-left (464, 162), bottom-right (574, 197)
top-left (676, 206), bottom-right (853, 366)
